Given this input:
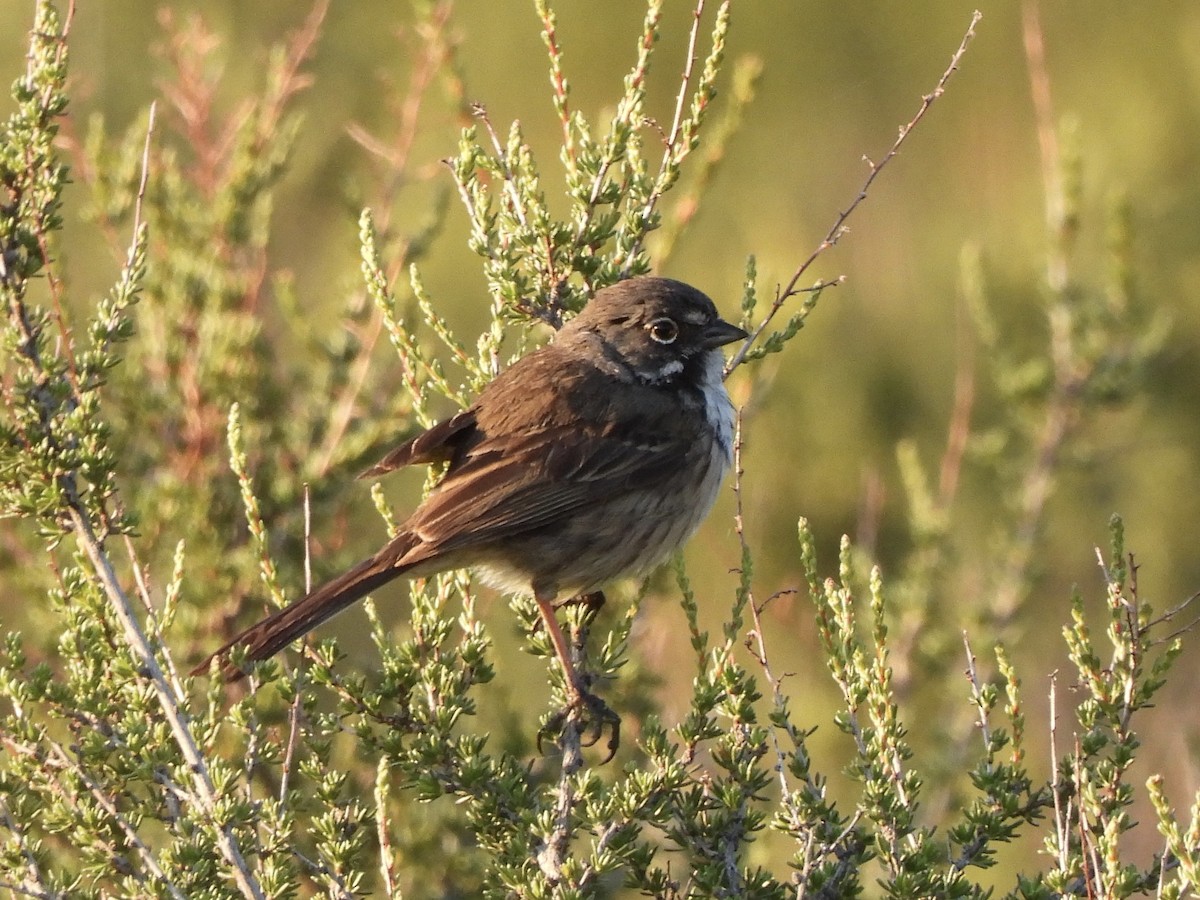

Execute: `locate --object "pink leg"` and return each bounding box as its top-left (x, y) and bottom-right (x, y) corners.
top-left (533, 588), bottom-right (620, 762)
top-left (534, 589), bottom-right (583, 702)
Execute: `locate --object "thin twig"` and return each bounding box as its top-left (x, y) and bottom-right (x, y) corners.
top-left (664, 0), bottom-right (707, 150)
top-left (1049, 672), bottom-right (1067, 870)
top-left (992, 379), bottom-right (1078, 622)
top-left (1021, 0), bottom-right (1066, 291)
top-left (939, 297), bottom-right (975, 503)
top-left (726, 10), bottom-right (982, 372)
top-left (69, 507), bottom-right (265, 900)
top-left (279, 485), bottom-right (313, 802)
top-left (537, 737), bottom-right (580, 883)
top-left (45, 739), bottom-right (189, 900)
top-left (1144, 589), bottom-right (1200, 646)
top-left (122, 533), bottom-right (190, 708)
top-left (313, 4), bottom-right (458, 476)
top-left (571, 1), bottom-right (660, 293)
top-left (134, 102), bottom-right (156, 232)
top-left (60, 89), bottom-right (262, 900)
top-left (987, 0), bottom-right (1081, 624)
top-left (25, 19), bottom-right (80, 396)
top-left (0, 795), bottom-right (52, 899)
top-left (2, 730), bottom-right (194, 897)
top-left (961, 632), bottom-right (992, 754)
top-left (537, 1), bottom-right (574, 168)
top-left (375, 759), bottom-right (398, 895)
top-left (5, 70), bottom-right (264, 897)
top-left (1073, 741), bottom-right (1103, 897)
top-left (622, 0), bottom-right (718, 273)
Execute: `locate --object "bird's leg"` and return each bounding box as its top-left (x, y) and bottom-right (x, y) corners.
top-left (533, 590), bottom-right (586, 704)
top-left (533, 589), bottom-right (619, 763)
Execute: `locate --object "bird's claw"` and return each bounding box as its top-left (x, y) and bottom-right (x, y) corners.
top-left (552, 590), bottom-right (607, 616)
top-left (537, 690), bottom-right (620, 764)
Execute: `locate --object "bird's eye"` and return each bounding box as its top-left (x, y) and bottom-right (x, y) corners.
top-left (647, 317), bottom-right (679, 344)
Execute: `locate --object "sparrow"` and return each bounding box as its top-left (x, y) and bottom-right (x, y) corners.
top-left (193, 276), bottom-right (747, 751)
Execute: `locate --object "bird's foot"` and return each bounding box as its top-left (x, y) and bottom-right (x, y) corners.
top-left (552, 590), bottom-right (606, 617)
top-left (538, 688), bottom-right (620, 765)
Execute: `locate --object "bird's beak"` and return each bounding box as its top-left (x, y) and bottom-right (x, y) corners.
top-left (702, 318), bottom-right (750, 349)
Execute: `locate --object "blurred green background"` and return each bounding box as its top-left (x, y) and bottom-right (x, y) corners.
top-left (3, 0), bottom-right (1199, 877)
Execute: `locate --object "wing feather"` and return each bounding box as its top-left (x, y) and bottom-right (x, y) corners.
top-left (360, 342), bottom-right (706, 561)
top-left (405, 425), bottom-right (687, 553)
top-left (359, 408), bottom-right (477, 478)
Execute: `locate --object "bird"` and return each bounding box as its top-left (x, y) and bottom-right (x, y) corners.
top-left (193, 276), bottom-right (747, 751)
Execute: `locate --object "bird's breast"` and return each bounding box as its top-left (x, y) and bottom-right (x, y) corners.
top-left (696, 352), bottom-right (736, 465)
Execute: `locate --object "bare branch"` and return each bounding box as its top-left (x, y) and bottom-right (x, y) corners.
top-left (727, 10), bottom-right (982, 372)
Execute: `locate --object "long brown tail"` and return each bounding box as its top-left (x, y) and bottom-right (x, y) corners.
top-left (192, 546), bottom-right (414, 681)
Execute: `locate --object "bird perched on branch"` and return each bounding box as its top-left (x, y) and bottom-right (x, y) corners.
top-left (194, 275), bottom-right (747, 759)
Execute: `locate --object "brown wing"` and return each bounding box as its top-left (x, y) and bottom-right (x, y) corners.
top-left (360, 342), bottom-right (704, 560)
top-left (358, 408), bottom-right (478, 479)
top-left (401, 422), bottom-right (688, 556)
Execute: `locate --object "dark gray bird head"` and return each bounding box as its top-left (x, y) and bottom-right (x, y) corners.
top-left (563, 277), bottom-right (747, 385)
